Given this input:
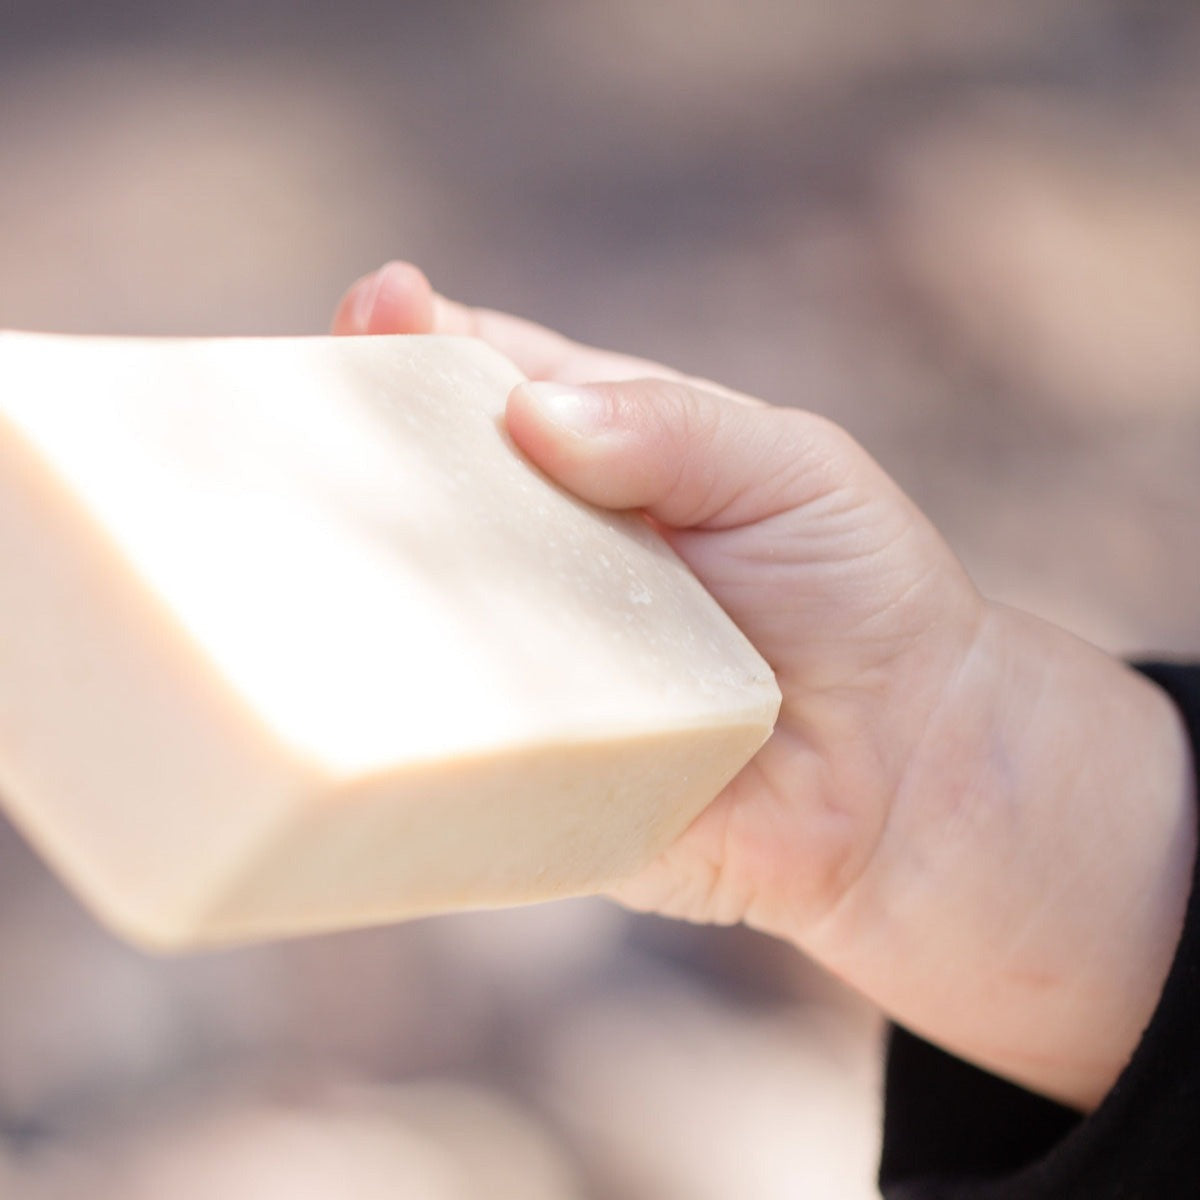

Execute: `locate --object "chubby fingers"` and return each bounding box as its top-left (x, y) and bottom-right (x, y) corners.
top-left (330, 259), bottom-right (589, 373)
top-left (333, 260), bottom-right (677, 384)
top-left (507, 377), bottom-right (854, 532)
top-left (332, 261), bottom-right (436, 336)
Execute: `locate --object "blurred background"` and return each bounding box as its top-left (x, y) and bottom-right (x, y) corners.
top-left (2, 2), bottom-right (1200, 1196)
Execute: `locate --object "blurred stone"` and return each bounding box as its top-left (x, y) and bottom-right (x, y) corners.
top-left (534, 966), bottom-right (882, 1200)
top-left (526, 0), bottom-right (1098, 123)
top-left (0, 821), bottom-right (181, 1125)
top-left (0, 1143), bottom-right (23, 1197)
top-left (0, 814), bottom-right (509, 1123)
top-left (881, 94), bottom-right (1200, 420)
top-left (435, 899), bottom-right (627, 1001)
top-left (173, 925), bottom-right (480, 1079)
top-left (28, 1079), bottom-right (583, 1200)
top-left (0, 49), bottom-right (424, 337)
top-left (622, 911), bottom-right (838, 1008)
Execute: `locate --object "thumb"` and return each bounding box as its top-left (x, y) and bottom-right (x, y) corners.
top-left (504, 377), bottom-right (972, 683)
top-left (506, 377), bottom-right (862, 532)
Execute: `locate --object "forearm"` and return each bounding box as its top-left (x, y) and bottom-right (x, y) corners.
top-left (802, 602), bottom-right (1196, 1111)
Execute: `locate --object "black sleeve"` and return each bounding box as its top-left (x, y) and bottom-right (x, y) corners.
top-left (878, 662), bottom-right (1200, 1200)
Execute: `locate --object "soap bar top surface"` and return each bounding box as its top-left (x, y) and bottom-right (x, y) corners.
top-left (0, 332), bottom-right (777, 776)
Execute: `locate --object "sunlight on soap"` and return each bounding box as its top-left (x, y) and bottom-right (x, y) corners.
top-left (1, 333), bottom-right (770, 778)
top-left (2, 337), bottom-right (505, 771)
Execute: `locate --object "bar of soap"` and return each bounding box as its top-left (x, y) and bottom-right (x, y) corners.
top-left (0, 332), bottom-right (780, 949)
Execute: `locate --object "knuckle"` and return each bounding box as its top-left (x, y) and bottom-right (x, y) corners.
top-left (772, 408), bottom-right (866, 501)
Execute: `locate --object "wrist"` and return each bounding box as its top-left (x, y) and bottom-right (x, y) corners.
top-left (801, 602), bottom-right (1196, 1110)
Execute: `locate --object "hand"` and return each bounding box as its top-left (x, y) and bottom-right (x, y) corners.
top-left (334, 263), bottom-right (1195, 1112)
top-left (335, 263), bottom-right (984, 933)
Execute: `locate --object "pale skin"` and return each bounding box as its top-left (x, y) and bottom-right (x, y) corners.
top-left (334, 262), bottom-right (1196, 1113)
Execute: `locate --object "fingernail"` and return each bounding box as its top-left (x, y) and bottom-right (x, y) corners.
top-left (350, 270), bottom-right (385, 333)
top-left (518, 382), bottom-right (610, 435)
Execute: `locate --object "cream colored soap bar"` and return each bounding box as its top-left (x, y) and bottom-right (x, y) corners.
top-left (0, 332), bottom-right (780, 949)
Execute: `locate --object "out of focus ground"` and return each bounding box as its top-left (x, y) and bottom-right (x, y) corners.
top-left (1, 4), bottom-right (1199, 1197)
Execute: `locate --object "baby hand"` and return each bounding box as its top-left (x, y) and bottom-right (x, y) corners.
top-left (335, 264), bottom-right (983, 934)
top-left (335, 263), bottom-right (1194, 1112)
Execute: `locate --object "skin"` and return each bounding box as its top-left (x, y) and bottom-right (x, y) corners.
top-left (333, 262), bottom-right (1196, 1113)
